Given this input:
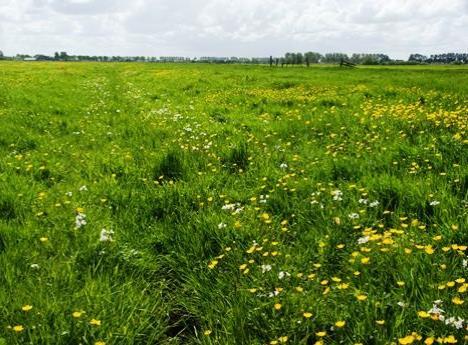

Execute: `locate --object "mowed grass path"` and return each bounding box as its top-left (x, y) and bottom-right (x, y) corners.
top-left (0, 62), bottom-right (466, 344)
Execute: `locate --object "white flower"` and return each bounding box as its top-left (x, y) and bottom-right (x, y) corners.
top-left (75, 213), bottom-right (87, 229)
top-left (331, 190), bottom-right (343, 201)
top-left (261, 264), bottom-right (272, 273)
top-left (65, 191), bottom-right (73, 197)
top-left (358, 198), bottom-right (368, 204)
top-left (369, 201), bottom-right (380, 207)
top-left (429, 200), bottom-right (440, 206)
top-left (79, 185), bottom-right (88, 192)
top-left (463, 259), bottom-right (467, 268)
top-left (100, 228), bottom-right (114, 242)
top-left (428, 304), bottom-right (444, 315)
top-left (348, 213), bottom-right (359, 219)
top-left (357, 236), bottom-right (369, 244)
top-left (30, 264), bottom-right (40, 269)
top-left (278, 271), bottom-right (290, 280)
top-left (218, 223), bottom-right (227, 229)
top-left (279, 163), bottom-right (288, 169)
top-left (397, 301), bottom-right (406, 308)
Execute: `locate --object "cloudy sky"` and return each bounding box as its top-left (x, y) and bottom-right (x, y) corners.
top-left (0, 0), bottom-right (467, 59)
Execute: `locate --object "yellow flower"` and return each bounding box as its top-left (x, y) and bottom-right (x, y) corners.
top-left (279, 336), bottom-right (288, 343)
top-left (452, 297), bottom-right (464, 305)
top-left (376, 320), bottom-right (385, 325)
top-left (397, 281), bottom-right (405, 287)
top-left (335, 320), bottom-right (346, 328)
top-left (12, 325), bottom-right (24, 332)
top-left (274, 303), bottom-right (282, 310)
top-left (303, 312), bottom-right (313, 318)
top-left (72, 310), bottom-right (84, 318)
top-left (204, 330), bottom-right (212, 336)
top-left (22, 304), bottom-right (33, 312)
top-left (360, 257), bottom-right (370, 264)
top-left (89, 319), bottom-right (101, 326)
top-left (399, 335), bottom-right (415, 344)
top-left (356, 294), bottom-right (367, 301)
top-left (95, 341), bottom-right (106, 345)
top-left (424, 246), bottom-right (434, 254)
top-left (417, 311), bottom-right (430, 318)
top-left (208, 260), bottom-right (218, 269)
top-left (443, 335), bottom-right (457, 344)
top-left (40, 237), bottom-right (48, 242)
top-left (316, 331), bottom-right (327, 337)
top-left (424, 337), bottom-right (434, 345)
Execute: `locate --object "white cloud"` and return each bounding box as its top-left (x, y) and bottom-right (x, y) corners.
top-left (0, 0), bottom-right (466, 58)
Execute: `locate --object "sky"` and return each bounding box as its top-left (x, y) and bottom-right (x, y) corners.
top-left (0, 0), bottom-right (467, 59)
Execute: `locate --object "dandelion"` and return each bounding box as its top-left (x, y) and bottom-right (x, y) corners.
top-left (335, 320), bottom-right (346, 328)
top-left (72, 311), bottom-right (84, 318)
top-left (274, 303), bottom-right (282, 310)
top-left (22, 305), bottom-right (33, 312)
top-left (12, 325), bottom-right (24, 332)
top-left (89, 319), bottom-right (101, 326)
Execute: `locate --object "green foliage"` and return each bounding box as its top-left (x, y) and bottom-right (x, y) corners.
top-left (0, 62), bottom-right (466, 345)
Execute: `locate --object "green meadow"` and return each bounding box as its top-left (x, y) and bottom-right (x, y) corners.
top-left (0, 62), bottom-right (466, 345)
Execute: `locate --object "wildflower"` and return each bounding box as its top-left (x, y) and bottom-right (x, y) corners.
top-left (348, 213), bottom-right (359, 219)
top-left (357, 236), bottom-right (369, 244)
top-left (417, 311), bottom-right (430, 318)
top-left (39, 237), bottom-right (48, 242)
top-left (79, 185), bottom-right (88, 191)
top-left (279, 163), bottom-right (288, 169)
top-left (356, 294), bottom-right (367, 301)
top-left (217, 222), bottom-right (226, 229)
top-left (399, 335), bottom-right (415, 344)
top-left (369, 201), bottom-right (380, 207)
top-left (316, 331), bottom-right (327, 337)
top-left (303, 312), bottom-right (313, 318)
top-left (376, 320), bottom-right (385, 325)
top-left (451, 297), bottom-right (464, 305)
top-left (75, 212), bottom-right (87, 229)
top-left (72, 311), bottom-right (84, 318)
top-left (89, 319), bottom-right (101, 326)
top-left (22, 305), bottom-right (33, 312)
top-left (204, 330), bottom-right (212, 336)
top-left (261, 264), bottom-right (272, 273)
top-left (429, 201), bottom-right (440, 206)
top-left (278, 336), bottom-right (288, 343)
top-left (208, 260), bottom-right (218, 269)
top-left (274, 303), bottom-right (282, 310)
top-left (424, 338), bottom-right (434, 345)
top-left (100, 228), bottom-right (114, 242)
top-left (335, 320), bottom-right (346, 328)
top-left (12, 325), bottom-right (24, 332)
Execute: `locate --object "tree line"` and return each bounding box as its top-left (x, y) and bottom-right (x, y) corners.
top-left (0, 50), bottom-right (466, 65)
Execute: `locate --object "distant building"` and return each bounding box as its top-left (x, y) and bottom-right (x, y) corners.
top-left (23, 57), bottom-right (37, 61)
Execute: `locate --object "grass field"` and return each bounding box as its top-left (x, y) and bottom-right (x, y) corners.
top-left (0, 62), bottom-right (466, 345)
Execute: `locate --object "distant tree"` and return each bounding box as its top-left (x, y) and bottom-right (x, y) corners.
top-left (0, 50), bottom-right (3, 59)
top-left (304, 52), bottom-right (322, 64)
top-left (296, 52), bottom-right (304, 65)
top-left (322, 53), bottom-right (349, 63)
top-left (408, 54), bottom-right (427, 63)
top-left (269, 55), bottom-right (273, 67)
